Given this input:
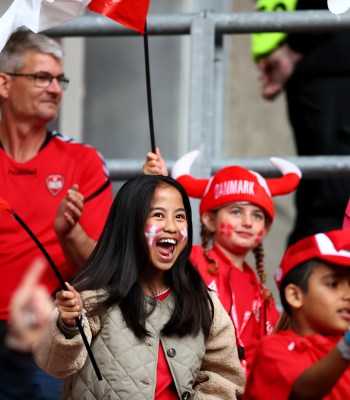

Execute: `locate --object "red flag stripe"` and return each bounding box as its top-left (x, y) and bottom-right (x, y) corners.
top-left (88, 0), bottom-right (150, 34)
top-left (0, 196), bottom-right (13, 213)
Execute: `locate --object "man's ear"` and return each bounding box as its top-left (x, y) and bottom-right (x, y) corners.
top-left (202, 211), bottom-right (216, 233)
top-left (0, 73), bottom-right (11, 98)
top-left (284, 283), bottom-right (304, 310)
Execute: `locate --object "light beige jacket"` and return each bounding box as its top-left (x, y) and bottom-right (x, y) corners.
top-left (35, 291), bottom-right (245, 399)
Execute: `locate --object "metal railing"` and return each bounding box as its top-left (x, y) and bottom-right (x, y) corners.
top-left (46, 10), bottom-right (350, 180)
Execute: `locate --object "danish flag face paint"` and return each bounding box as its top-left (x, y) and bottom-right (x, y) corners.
top-left (219, 222), bottom-right (234, 238)
top-left (180, 226), bottom-right (188, 242)
top-left (254, 229), bottom-right (264, 245)
top-left (144, 224), bottom-right (163, 247)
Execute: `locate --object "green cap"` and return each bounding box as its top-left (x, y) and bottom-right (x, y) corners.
top-left (251, 0), bottom-right (298, 62)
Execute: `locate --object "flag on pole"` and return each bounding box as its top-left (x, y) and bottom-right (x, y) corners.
top-left (328, 0), bottom-right (350, 14)
top-left (88, 0), bottom-right (150, 34)
top-left (0, 0), bottom-right (92, 52)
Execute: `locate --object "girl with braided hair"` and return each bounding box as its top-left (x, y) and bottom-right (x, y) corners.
top-left (144, 149), bottom-right (301, 375)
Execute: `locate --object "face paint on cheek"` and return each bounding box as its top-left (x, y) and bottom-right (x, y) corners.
top-left (144, 224), bottom-right (163, 247)
top-left (219, 222), bottom-right (235, 237)
top-left (254, 229), bottom-right (264, 244)
top-left (180, 226), bottom-right (188, 242)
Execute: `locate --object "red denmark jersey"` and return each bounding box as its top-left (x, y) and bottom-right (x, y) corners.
top-left (0, 132), bottom-right (113, 320)
top-left (244, 329), bottom-right (350, 400)
top-left (190, 243), bottom-right (280, 375)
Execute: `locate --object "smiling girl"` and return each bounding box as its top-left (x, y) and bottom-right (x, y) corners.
top-left (144, 149), bottom-right (301, 374)
top-left (34, 175), bottom-right (245, 399)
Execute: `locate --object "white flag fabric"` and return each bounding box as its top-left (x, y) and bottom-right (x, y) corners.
top-left (0, 0), bottom-right (92, 52)
top-left (328, 0), bottom-right (350, 14)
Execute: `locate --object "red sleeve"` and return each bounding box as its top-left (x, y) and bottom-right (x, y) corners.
top-left (77, 147), bottom-right (113, 241)
top-left (244, 333), bottom-right (307, 400)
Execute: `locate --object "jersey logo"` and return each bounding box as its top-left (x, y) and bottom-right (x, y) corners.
top-left (46, 174), bottom-right (65, 196)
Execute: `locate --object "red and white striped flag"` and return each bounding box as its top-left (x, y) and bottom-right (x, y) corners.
top-left (0, 0), bottom-right (150, 53)
top-left (88, 0), bottom-right (150, 34)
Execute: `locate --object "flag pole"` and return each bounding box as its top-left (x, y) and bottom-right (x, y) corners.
top-left (1, 201), bottom-right (102, 381)
top-left (143, 21), bottom-right (156, 153)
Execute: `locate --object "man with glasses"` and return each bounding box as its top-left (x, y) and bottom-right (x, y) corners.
top-left (0, 30), bottom-right (113, 399)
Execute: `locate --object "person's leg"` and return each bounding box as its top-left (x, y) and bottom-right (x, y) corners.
top-left (33, 363), bottom-right (63, 400)
top-left (286, 75), bottom-right (350, 245)
top-left (0, 320), bottom-right (62, 400)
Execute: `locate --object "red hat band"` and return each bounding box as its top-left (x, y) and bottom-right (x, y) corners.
top-left (171, 150), bottom-right (301, 221)
top-left (275, 230), bottom-right (350, 288)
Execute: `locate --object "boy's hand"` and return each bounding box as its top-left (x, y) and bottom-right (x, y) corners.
top-left (55, 283), bottom-right (83, 327)
top-left (143, 147), bottom-right (168, 176)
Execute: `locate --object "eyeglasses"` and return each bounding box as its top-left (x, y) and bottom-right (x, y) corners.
top-left (5, 72), bottom-right (70, 90)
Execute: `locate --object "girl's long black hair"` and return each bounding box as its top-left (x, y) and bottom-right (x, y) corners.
top-left (72, 175), bottom-right (213, 339)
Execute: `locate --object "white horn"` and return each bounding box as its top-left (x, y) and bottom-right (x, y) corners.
top-left (171, 150), bottom-right (200, 179)
top-left (269, 157), bottom-right (302, 178)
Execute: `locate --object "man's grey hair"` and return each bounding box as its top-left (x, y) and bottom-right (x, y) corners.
top-left (0, 30), bottom-right (63, 73)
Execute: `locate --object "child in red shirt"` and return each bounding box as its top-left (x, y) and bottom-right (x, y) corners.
top-left (244, 229), bottom-right (350, 399)
top-left (144, 149), bottom-right (301, 374)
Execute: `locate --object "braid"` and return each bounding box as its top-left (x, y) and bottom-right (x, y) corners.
top-left (252, 242), bottom-right (273, 301)
top-left (200, 222), bottom-right (218, 275)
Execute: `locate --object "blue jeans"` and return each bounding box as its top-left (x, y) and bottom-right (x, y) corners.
top-left (0, 320), bottom-right (62, 400)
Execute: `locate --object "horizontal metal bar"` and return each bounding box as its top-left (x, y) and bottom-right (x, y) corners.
top-left (106, 155), bottom-right (350, 181)
top-left (45, 14), bottom-right (194, 37)
top-left (212, 10), bottom-right (350, 34)
top-left (45, 11), bottom-right (350, 37)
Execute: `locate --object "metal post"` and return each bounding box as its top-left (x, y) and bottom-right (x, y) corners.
top-left (188, 11), bottom-right (215, 243)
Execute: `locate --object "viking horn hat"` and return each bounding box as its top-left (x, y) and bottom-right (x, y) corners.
top-left (171, 150), bottom-right (301, 221)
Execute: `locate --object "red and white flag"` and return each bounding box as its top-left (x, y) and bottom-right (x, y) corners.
top-left (88, 0), bottom-right (150, 34)
top-left (0, 0), bottom-right (92, 51)
top-left (0, 0), bottom-right (150, 53)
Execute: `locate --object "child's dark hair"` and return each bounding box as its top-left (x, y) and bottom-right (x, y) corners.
top-left (252, 243), bottom-right (273, 301)
top-left (279, 259), bottom-right (317, 315)
top-left (72, 175), bottom-right (213, 340)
